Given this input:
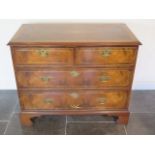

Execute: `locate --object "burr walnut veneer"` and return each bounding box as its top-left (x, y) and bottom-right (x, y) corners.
top-left (8, 23), bottom-right (141, 126)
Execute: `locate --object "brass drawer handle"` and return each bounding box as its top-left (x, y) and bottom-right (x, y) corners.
top-left (70, 71), bottom-right (80, 77)
top-left (40, 76), bottom-right (52, 82)
top-left (100, 49), bottom-right (111, 57)
top-left (97, 97), bottom-right (107, 104)
top-left (100, 75), bottom-right (110, 82)
top-left (37, 49), bottom-right (49, 57)
top-left (70, 104), bottom-right (80, 109)
top-left (69, 92), bottom-right (79, 99)
top-left (44, 98), bottom-right (54, 104)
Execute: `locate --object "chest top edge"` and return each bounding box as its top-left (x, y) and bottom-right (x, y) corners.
top-left (8, 23), bottom-right (142, 46)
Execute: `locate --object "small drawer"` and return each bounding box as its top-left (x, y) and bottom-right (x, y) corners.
top-left (20, 90), bottom-right (128, 110)
top-left (16, 69), bottom-right (132, 88)
top-left (12, 48), bottom-right (73, 65)
top-left (75, 47), bottom-right (137, 66)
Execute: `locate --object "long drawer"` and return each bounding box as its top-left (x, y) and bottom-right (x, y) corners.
top-left (75, 47), bottom-right (137, 66)
top-left (19, 90), bottom-right (128, 110)
top-left (16, 68), bottom-right (133, 88)
top-left (12, 48), bottom-right (73, 65)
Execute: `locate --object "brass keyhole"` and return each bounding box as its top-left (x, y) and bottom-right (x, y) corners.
top-left (70, 70), bottom-right (80, 77)
top-left (44, 98), bottom-right (54, 104)
top-left (37, 49), bottom-right (49, 57)
top-left (100, 49), bottom-right (112, 57)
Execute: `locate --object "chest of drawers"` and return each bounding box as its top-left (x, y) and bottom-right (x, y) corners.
top-left (8, 23), bottom-right (141, 126)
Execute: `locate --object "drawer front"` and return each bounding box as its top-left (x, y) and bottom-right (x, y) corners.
top-left (13, 48), bottom-right (73, 65)
top-left (20, 90), bottom-right (128, 110)
top-left (16, 69), bottom-right (132, 88)
top-left (75, 47), bottom-right (137, 66)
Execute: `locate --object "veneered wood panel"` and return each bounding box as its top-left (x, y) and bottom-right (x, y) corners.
top-left (76, 47), bottom-right (137, 65)
top-left (19, 90), bottom-right (128, 110)
top-left (16, 68), bottom-right (132, 88)
top-left (12, 48), bottom-right (73, 65)
top-left (8, 23), bottom-right (141, 46)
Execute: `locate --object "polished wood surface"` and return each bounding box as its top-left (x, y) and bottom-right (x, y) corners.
top-left (9, 23), bottom-right (141, 126)
top-left (8, 23), bottom-right (141, 46)
top-left (13, 48), bottom-right (73, 65)
top-left (20, 90), bottom-right (128, 110)
top-left (16, 68), bottom-right (132, 88)
top-left (76, 47), bottom-right (137, 66)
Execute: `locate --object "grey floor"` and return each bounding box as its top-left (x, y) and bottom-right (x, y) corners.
top-left (0, 90), bottom-right (155, 135)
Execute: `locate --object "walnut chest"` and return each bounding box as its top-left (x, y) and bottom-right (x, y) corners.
top-left (8, 23), bottom-right (141, 126)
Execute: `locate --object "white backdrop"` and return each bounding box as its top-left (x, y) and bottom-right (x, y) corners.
top-left (0, 19), bottom-right (154, 90)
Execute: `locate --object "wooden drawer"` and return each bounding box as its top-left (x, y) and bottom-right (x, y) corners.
top-left (16, 69), bottom-right (132, 88)
top-left (75, 47), bottom-right (137, 66)
top-left (12, 48), bottom-right (73, 65)
top-left (20, 90), bottom-right (128, 110)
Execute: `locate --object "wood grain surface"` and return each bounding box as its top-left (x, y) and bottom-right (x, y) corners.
top-left (9, 23), bottom-right (141, 125)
